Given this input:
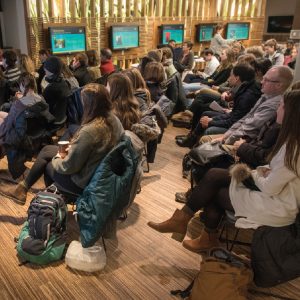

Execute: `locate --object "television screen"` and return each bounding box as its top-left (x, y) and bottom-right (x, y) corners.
top-left (111, 25), bottom-right (139, 50)
top-left (226, 23), bottom-right (250, 40)
top-left (161, 24), bottom-right (184, 44)
top-left (49, 26), bottom-right (86, 54)
top-left (267, 16), bottom-right (294, 33)
top-left (196, 24), bottom-right (216, 42)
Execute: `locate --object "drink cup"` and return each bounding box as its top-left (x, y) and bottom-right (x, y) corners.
top-left (58, 141), bottom-right (69, 158)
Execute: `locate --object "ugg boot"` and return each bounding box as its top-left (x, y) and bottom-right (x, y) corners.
top-left (147, 209), bottom-right (193, 242)
top-left (182, 230), bottom-right (220, 253)
top-left (0, 181), bottom-right (28, 205)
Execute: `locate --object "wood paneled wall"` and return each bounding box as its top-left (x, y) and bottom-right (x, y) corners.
top-left (25, 0), bottom-right (267, 66)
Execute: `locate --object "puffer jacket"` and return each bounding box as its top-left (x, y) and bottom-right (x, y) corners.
top-left (76, 134), bottom-right (139, 248)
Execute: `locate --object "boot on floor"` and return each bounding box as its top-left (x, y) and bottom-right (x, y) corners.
top-left (147, 209), bottom-right (193, 242)
top-left (182, 230), bottom-right (220, 253)
top-left (176, 132), bottom-right (198, 148)
top-left (0, 181), bottom-right (28, 205)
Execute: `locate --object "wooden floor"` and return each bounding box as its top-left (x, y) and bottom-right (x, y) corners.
top-left (0, 124), bottom-right (300, 300)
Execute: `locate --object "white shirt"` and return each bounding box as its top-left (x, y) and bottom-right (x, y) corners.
top-left (202, 56), bottom-right (220, 79)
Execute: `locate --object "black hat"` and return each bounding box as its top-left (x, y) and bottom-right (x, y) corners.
top-left (44, 56), bottom-right (62, 75)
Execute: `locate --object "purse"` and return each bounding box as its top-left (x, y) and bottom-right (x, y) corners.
top-left (188, 142), bottom-right (231, 166)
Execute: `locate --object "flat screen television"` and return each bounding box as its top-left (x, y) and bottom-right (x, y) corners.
top-left (196, 23), bottom-right (216, 42)
top-left (267, 16), bottom-right (294, 33)
top-left (110, 25), bottom-right (139, 50)
top-left (226, 22), bottom-right (250, 40)
top-left (161, 24), bottom-right (184, 44)
top-left (49, 26), bottom-right (86, 55)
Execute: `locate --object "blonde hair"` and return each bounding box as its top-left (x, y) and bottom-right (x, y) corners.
top-left (20, 54), bottom-right (35, 75)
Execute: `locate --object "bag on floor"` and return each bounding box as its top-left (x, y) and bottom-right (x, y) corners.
top-left (16, 185), bottom-right (68, 265)
top-left (171, 248), bottom-right (252, 300)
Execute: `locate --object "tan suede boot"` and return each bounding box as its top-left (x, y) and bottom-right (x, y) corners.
top-left (0, 181), bottom-right (28, 205)
top-left (182, 230), bottom-right (220, 253)
top-left (147, 209), bottom-right (193, 242)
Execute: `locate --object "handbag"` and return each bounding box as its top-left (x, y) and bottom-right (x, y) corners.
top-left (188, 142), bottom-right (231, 166)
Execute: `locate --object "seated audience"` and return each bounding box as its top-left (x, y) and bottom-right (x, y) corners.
top-left (42, 56), bottom-right (71, 128)
top-left (100, 48), bottom-right (115, 75)
top-left (36, 49), bottom-right (50, 94)
top-left (0, 83), bottom-right (123, 205)
top-left (286, 46), bottom-right (298, 70)
top-left (61, 61), bottom-right (79, 92)
top-left (161, 47), bottom-right (177, 79)
top-left (148, 88), bottom-right (300, 253)
top-left (177, 64), bottom-right (261, 147)
top-left (210, 24), bottom-right (234, 56)
top-left (184, 48), bottom-right (220, 83)
top-left (245, 45), bottom-right (264, 58)
top-left (86, 49), bottom-right (101, 80)
top-left (143, 62), bottom-right (165, 103)
top-left (174, 41), bottom-right (194, 74)
top-left (71, 53), bottom-right (92, 87)
top-left (107, 73), bottom-right (141, 130)
top-left (19, 54), bottom-right (37, 78)
top-left (0, 73), bottom-right (54, 178)
top-left (183, 48), bottom-right (235, 95)
top-left (264, 39), bottom-right (284, 66)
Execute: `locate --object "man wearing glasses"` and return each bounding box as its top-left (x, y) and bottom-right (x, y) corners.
top-left (206, 65), bottom-right (293, 145)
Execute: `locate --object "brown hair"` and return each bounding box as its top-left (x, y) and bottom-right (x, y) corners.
top-left (218, 48), bottom-right (236, 71)
top-left (86, 49), bottom-right (99, 67)
top-left (245, 46), bottom-right (264, 58)
top-left (264, 39), bottom-right (278, 50)
top-left (108, 73), bottom-right (141, 130)
top-left (75, 53), bottom-right (88, 67)
top-left (18, 72), bottom-right (37, 95)
top-left (269, 89), bottom-right (300, 175)
top-left (143, 62), bottom-right (165, 83)
top-left (61, 61), bottom-right (74, 78)
top-left (20, 54), bottom-right (36, 74)
top-left (213, 24), bottom-right (224, 35)
top-left (161, 47), bottom-right (173, 59)
top-left (123, 68), bottom-right (151, 107)
top-left (237, 53), bottom-right (256, 65)
top-left (80, 83), bottom-right (112, 124)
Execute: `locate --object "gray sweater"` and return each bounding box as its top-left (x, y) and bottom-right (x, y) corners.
top-left (52, 113), bottom-right (124, 188)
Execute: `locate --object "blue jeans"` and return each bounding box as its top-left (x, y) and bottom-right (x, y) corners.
top-left (183, 83), bottom-right (210, 94)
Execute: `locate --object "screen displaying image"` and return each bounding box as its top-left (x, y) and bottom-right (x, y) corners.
top-left (197, 24), bottom-right (215, 42)
top-left (49, 27), bottom-right (86, 54)
top-left (161, 24), bottom-right (184, 44)
top-left (226, 23), bottom-right (250, 40)
top-left (111, 26), bottom-right (139, 50)
top-left (267, 16), bottom-right (294, 33)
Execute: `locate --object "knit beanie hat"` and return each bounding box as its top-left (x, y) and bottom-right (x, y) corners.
top-left (44, 56), bottom-right (62, 75)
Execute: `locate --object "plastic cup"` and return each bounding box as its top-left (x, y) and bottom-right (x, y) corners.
top-left (58, 141), bottom-right (69, 158)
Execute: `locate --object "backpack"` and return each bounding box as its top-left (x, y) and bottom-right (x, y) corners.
top-left (171, 248), bottom-right (252, 300)
top-left (16, 186), bottom-right (68, 265)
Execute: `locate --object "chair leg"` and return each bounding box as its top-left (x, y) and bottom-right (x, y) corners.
top-left (142, 145), bottom-right (150, 173)
top-left (229, 228), bottom-right (240, 252)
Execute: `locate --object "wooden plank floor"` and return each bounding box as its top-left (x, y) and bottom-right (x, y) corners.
top-left (0, 124), bottom-right (300, 300)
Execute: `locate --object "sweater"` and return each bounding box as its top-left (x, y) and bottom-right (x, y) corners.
top-left (52, 113), bottom-right (124, 189)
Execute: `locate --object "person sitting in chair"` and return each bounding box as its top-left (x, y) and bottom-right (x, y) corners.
top-left (0, 83), bottom-right (124, 205)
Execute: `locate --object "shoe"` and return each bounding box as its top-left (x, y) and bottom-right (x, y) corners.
top-left (147, 209), bottom-right (193, 242)
top-left (175, 134), bottom-right (188, 141)
top-left (182, 230), bottom-right (220, 253)
top-left (0, 182), bottom-right (28, 205)
top-left (175, 188), bottom-right (192, 204)
top-left (186, 92), bottom-right (196, 99)
top-left (176, 134), bottom-right (198, 148)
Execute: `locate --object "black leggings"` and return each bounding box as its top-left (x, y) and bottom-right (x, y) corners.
top-left (25, 145), bottom-right (83, 195)
top-left (187, 168), bottom-right (234, 230)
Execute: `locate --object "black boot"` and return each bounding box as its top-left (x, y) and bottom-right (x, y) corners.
top-left (176, 133), bottom-right (198, 148)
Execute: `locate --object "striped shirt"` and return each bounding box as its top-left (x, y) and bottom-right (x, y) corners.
top-left (4, 67), bottom-right (21, 82)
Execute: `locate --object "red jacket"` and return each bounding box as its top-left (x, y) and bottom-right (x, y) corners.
top-left (100, 60), bottom-right (115, 75)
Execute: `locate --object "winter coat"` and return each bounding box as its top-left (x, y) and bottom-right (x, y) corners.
top-left (230, 145), bottom-right (300, 228)
top-left (202, 66), bottom-right (232, 87)
top-left (76, 134), bottom-right (139, 247)
top-left (208, 80), bottom-right (261, 129)
top-left (73, 65), bottom-right (92, 87)
top-left (265, 51), bottom-right (284, 66)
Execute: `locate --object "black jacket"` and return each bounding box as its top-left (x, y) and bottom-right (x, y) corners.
top-left (203, 67), bottom-right (232, 87)
top-left (208, 80), bottom-right (261, 129)
top-left (237, 119), bottom-right (280, 168)
top-left (43, 75), bottom-right (71, 125)
top-left (73, 66), bottom-right (92, 87)
top-left (36, 63), bottom-right (45, 94)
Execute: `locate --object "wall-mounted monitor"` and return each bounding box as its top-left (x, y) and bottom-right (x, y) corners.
top-left (49, 26), bottom-right (86, 55)
top-left (110, 25), bottom-right (139, 50)
top-left (196, 23), bottom-right (216, 42)
top-left (161, 24), bottom-right (184, 44)
top-left (267, 16), bottom-right (294, 33)
top-left (226, 22), bottom-right (250, 40)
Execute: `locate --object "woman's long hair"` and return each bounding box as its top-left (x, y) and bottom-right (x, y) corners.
top-left (217, 48), bottom-right (236, 71)
top-left (108, 73), bottom-right (141, 130)
top-left (122, 68), bottom-right (151, 107)
top-left (269, 89), bottom-right (300, 175)
top-left (80, 83), bottom-right (112, 125)
top-left (18, 72), bottom-right (37, 95)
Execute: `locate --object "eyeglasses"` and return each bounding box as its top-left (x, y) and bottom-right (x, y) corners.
top-left (262, 77), bottom-right (280, 83)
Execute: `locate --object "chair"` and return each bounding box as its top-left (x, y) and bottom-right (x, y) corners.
top-left (219, 210), bottom-right (252, 251)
